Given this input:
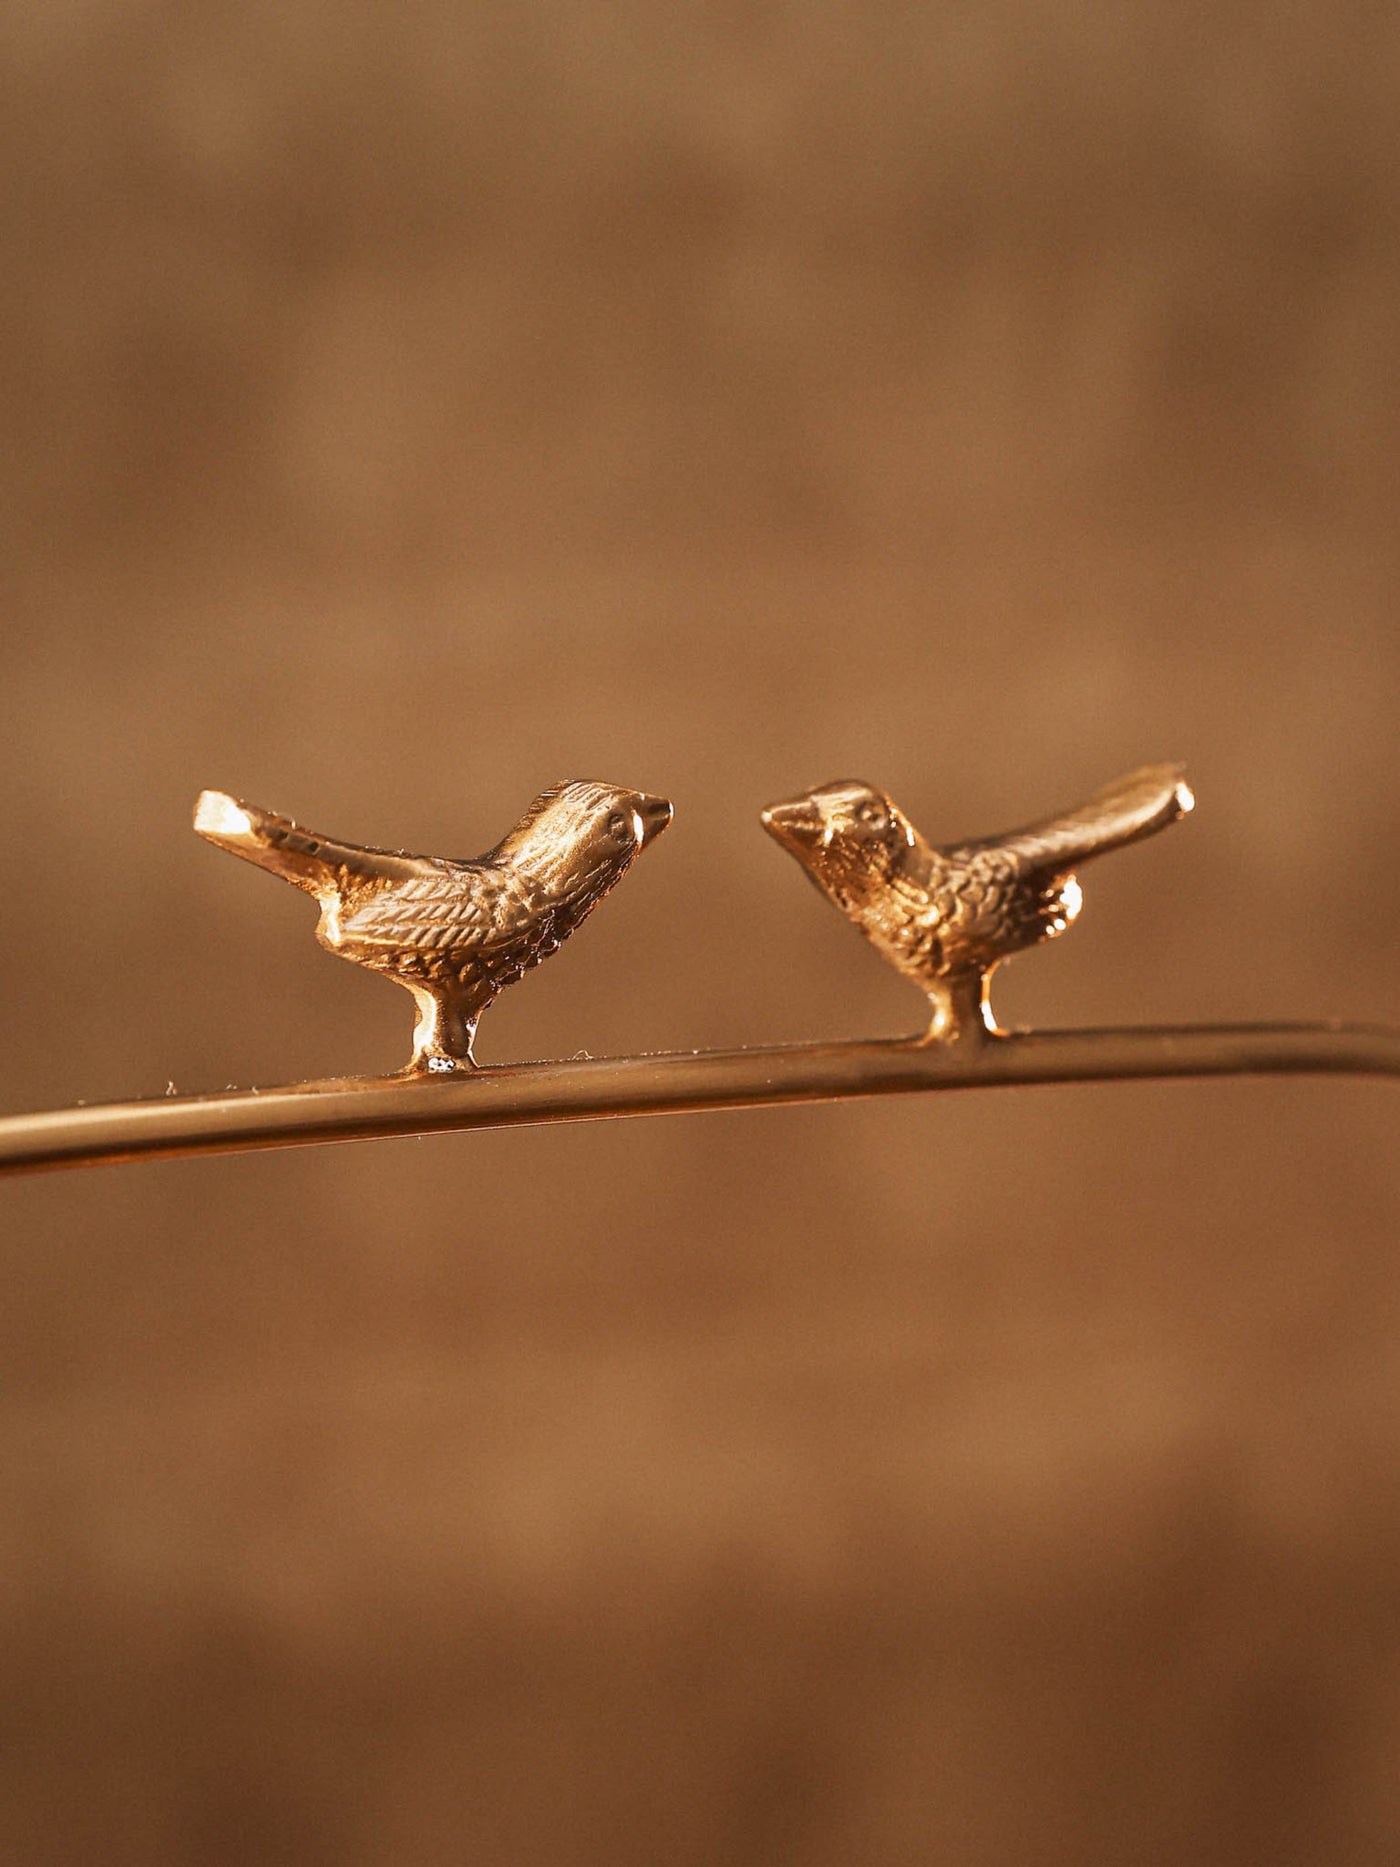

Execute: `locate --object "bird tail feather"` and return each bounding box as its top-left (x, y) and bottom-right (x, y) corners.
top-left (193, 791), bottom-right (397, 895)
top-left (995, 764), bottom-right (1194, 875)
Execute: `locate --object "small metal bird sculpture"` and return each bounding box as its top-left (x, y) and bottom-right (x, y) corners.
top-left (195, 781), bottom-right (673, 1071)
top-left (761, 765), bottom-right (1193, 1039)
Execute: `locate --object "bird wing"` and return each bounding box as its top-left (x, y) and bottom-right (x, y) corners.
top-left (340, 865), bottom-right (534, 956)
top-left (194, 791), bottom-right (435, 895)
top-left (957, 765), bottom-right (1193, 877)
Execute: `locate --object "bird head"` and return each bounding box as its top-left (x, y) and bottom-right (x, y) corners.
top-left (498, 780), bottom-right (672, 894)
top-left (760, 780), bottom-right (918, 898)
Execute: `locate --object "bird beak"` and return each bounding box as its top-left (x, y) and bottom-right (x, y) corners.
top-left (760, 795), bottom-right (823, 850)
top-left (636, 794), bottom-right (673, 848)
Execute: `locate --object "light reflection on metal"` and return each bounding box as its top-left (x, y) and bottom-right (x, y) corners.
top-left (0, 765), bottom-right (1393, 1178)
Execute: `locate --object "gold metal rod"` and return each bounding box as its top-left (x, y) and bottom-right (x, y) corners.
top-left (1, 1022), bottom-right (1394, 1177)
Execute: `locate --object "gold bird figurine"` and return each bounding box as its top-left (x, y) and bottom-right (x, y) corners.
top-left (761, 765), bottom-right (1192, 1039)
top-left (195, 781), bottom-right (673, 1071)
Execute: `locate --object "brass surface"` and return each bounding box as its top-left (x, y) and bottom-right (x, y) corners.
top-left (762, 765), bottom-right (1194, 1036)
top-left (0, 762), bottom-right (1393, 1176)
top-left (0, 1023), bottom-right (1393, 1177)
top-left (194, 782), bottom-right (672, 1071)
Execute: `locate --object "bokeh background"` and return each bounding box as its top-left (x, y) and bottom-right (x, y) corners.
top-left (3, 4), bottom-right (1398, 1862)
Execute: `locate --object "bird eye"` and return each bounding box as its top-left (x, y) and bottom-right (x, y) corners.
top-left (606, 811), bottom-right (633, 842)
top-left (856, 800), bottom-right (886, 831)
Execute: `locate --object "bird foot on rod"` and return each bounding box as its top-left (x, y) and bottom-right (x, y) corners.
top-left (920, 972), bottom-right (1000, 1045)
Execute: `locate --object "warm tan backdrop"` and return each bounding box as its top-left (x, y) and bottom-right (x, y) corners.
top-left (2, 4), bottom-right (1398, 1862)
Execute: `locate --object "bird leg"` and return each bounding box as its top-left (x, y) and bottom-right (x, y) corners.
top-left (923, 970), bottom-right (998, 1045)
top-left (405, 985), bottom-right (480, 1074)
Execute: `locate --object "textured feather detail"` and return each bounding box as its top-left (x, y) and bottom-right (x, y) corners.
top-left (760, 765), bottom-right (1192, 1030)
top-left (195, 778), bottom-right (671, 1068)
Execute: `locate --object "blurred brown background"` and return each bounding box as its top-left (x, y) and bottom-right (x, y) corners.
top-left (2, 3), bottom-right (1398, 1862)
